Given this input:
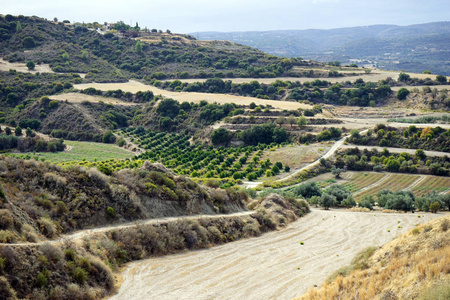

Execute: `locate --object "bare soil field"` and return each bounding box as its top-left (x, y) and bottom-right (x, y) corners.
top-left (74, 80), bottom-right (311, 110)
top-left (0, 58), bottom-right (54, 73)
top-left (49, 92), bottom-right (140, 106)
top-left (110, 209), bottom-right (444, 300)
top-left (391, 84), bottom-right (450, 91)
top-left (261, 143), bottom-right (332, 176)
top-left (170, 69), bottom-right (442, 85)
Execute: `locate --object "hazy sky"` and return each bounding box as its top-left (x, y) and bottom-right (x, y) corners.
top-left (3, 0), bottom-right (450, 33)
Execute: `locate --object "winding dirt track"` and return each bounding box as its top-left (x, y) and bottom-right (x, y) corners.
top-left (0, 212), bottom-right (254, 247)
top-left (111, 209), bottom-right (444, 300)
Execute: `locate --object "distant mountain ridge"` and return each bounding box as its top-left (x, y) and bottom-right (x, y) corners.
top-left (195, 22), bottom-right (450, 75)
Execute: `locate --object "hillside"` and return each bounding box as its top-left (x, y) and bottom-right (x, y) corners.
top-left (0, 156), bottom-right (248, 243)
top-left (299, 215), bottom-right (450, 299)
top-left (196, 22), bottom-right (450, 75)
top-left (0, 14), bottom-right (303, 83)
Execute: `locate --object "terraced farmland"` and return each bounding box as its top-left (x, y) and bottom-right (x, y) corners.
top-left (411, 176), bottom-right (450, 195)
top-left (354, 174), bottom-right (420, 200)
top-left (342, 173), bottom-right (386, 193)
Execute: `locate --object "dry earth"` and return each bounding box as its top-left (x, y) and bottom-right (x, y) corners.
top-left (74, 80), bottom-right (312, 110)
top-left (261, 143), bottom-right (332, 172)
top-left (340, 145), bottom-right (450, 157)
top-left (49, 92), bottom-right (140, 106)
top-left (0, 58), bottom-right (54, 73)
top-left (168, 69), bottom-right (444, 85)
top-left (110, 209), bottom-right (444, 300)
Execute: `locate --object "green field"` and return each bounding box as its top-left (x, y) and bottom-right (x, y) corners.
top-left (10, 140), bottom-right (134, 163)
top-left (411, 176), bottom-right (450, 196)
top-left (354, 174), bottom-right (420, 201)
top-left (342, 173), bottom-right (386, 193)
top-left (340, 172), bottom-right (449, 200)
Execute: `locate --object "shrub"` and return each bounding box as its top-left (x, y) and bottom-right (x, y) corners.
top-left (40, 243), bottom-right (62, 262)
top-left (72, 267), bottom-right (88, 284)
top-left (64, 249), bottom-right (76, 261)
top-left (397, 88), bottom-right (410, 100)
top-left (341, 196), bottom-right (356, 207)
top-left (0, 276), bottom-right (17, 299)
top-left (0, 230), bottom-right (14, 243)
top-left (26, 60), bottom-right (35, 70)
top-left (359, 196), bottom-right (374, 210)
top-left (36, 271), bottom-right (49, 287)
top-left (106, 207), bottom-right (116, 219)
top-left (38, 218), bottom-right (57, 238)
top-left (429, 202), bottom-right (440, 213)
top-left (0, 210), bottom-right (14, 229)
top-left (318, 193), bottom-right (337, 209)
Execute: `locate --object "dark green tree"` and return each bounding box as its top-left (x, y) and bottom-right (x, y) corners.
top-left (436, 75), bottom-right (447, 84)
top-left (211, 128), bottom-right (231, 145)
top-left (14, 126), bottom-right (22, 136)
top-left (26, 61), bottom-right (35, 70)
top-left (23, 36), bottom-right (36, 48)
top-left (397, 88), bottom-right (410, 100)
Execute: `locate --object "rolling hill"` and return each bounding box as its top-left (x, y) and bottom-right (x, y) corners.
top-left (196, 22), bottom-right (450, 75)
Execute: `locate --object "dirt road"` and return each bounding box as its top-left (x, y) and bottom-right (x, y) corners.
top-left (340, 145), bottom-right (450, 157)
top-left (0, 211), bottom-right (254, 247)
top-left (111, 208), bottom-right (444, 300)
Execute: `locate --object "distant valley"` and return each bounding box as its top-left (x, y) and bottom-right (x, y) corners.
top-left (195, 22), bottom-right (450, 75)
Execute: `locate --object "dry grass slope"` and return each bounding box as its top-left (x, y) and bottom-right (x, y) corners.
top-left (298, 215), bottom-right (450, 300)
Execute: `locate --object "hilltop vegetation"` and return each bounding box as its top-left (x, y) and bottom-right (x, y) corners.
top-left (0, 14), bottom-right (304, 82)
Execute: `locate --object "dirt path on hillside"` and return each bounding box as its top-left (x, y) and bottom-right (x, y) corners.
top-left (111, 209), bottom-right (444, 300)
top-left (74, 80), bottom-right (312, 110)
top-left (242, 132), bottom-right (360, 188)
top-left (0, 211), bottom-right (254, 247)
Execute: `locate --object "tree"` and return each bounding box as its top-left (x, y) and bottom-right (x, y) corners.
top-left (436, 75), bottom-right (447, 84)
top-left (81, 50), bottom-right (89, 61)
top-left (16, 21), bottom-right (22, 33)
top-left (331, 165), bottom-right (343, 178)
top-left (14, 126), bottom-right (22, 136)
top-left (5, 127), bottom-right (11, 135)
top-left (25, 127), bottom-right (34, 137)
top-left (23, 36), bottom-right (36, 48)
top-left (102, 130), bottom-right (116, 143)
top-left (26, 60), bottom-right (35, 70)
top-left (342, 196), bottom-right (356, 207)
top-left (290, 182), bottom-right (321, 199)
top-left (415, 149), bottom-right (426, 160)
top-left (429, 202), bottom-right (440, 213)
top-left (397, 88), bottom-right (410, 100)
top-left (323, 185), bottom-right (350, 205)
top-left (211, 128), bottom-right (231, 145)
top-left (398, 73), bottom-right (410, 82)
top-left (135, 40), bottom-right (143, 53)
top-left (317, 130), bottom-right (332, 141)
top-left (275, 116), bottom-right (285, 127)
top-left (159, 117), bottom-right (173, 130)
top-left (157, 98), bottom-right (180, 118)
top-left (287, 115), bottom-right (296, 127)
top-left (319, 193), bottom-right (337, 210)
top-left (297, 116), bottom-right (307, 128)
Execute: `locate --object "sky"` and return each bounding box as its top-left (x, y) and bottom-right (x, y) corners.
top-left (2, 0), bottom-right (450, 33)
